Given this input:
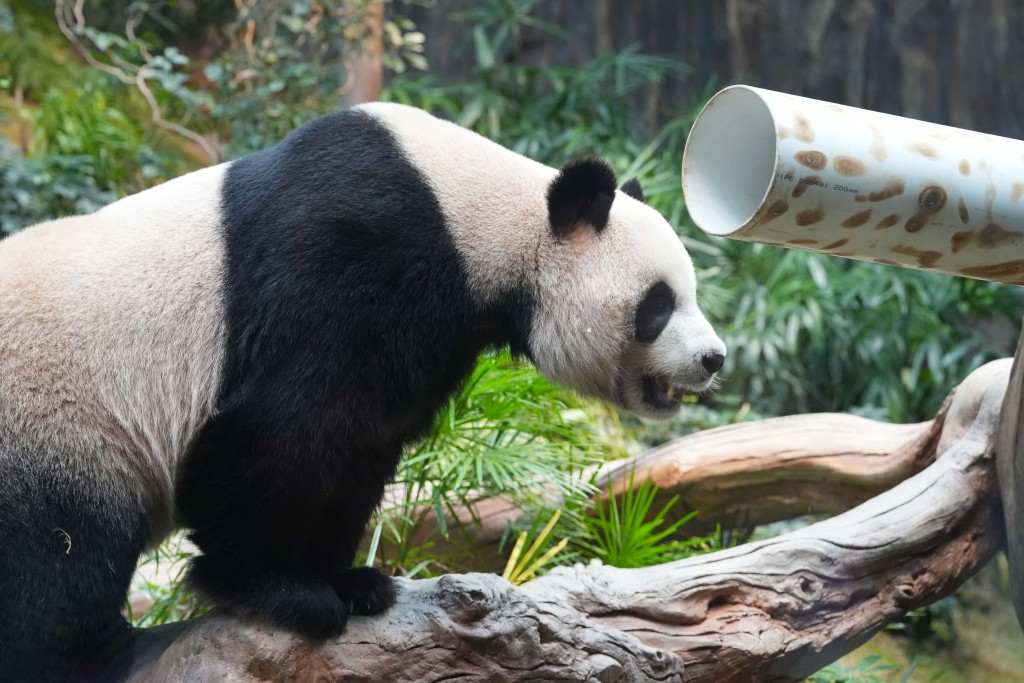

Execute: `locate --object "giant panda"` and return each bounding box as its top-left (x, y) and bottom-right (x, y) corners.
top-left (0, 103), bottom-right (725, 681)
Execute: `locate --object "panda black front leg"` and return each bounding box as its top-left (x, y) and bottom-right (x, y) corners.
top-left (187, 553), bottom-right (352, 639)
top-left (303, 452), bottom-right (399, 617)
top-left (177, 413), bottom-right (362, 639)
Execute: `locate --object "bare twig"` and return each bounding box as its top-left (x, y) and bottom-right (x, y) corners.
top-left (54, 0), bottom-right (219, 164)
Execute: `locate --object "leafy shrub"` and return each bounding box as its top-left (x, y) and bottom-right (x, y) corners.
top-left (31, 82), bottom-right (142, 189)
top-left (375, 351), bottom-right (604, 577)
top-left (126, 534), bottom-right (208, 628)
top-left (711, 241), bottom-right (1021, 423)
top-left (37, 0), bottom-right (425, 161)
top-left (501, 509), bottom-right (568, 585)
top-left (571, 468), bottom-right (717, 568)
top-left (0, 0), bottom-right (80, 98)
top-left (0, 138), bottom-right (117, 234)
top-left (807, 654), bottom-right (913, 683)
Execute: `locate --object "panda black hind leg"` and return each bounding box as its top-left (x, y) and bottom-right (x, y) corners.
top-left (0, 446), bottom-right (147, 682)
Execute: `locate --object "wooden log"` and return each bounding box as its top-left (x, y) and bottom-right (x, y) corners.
top-left (127, 360), bottom-right (1010, 683)
top-left (428, 399), bottom-right (950, 552)
top-left (597, 406), bottom-right (947, 532)
top-left (997, 326), bottom-right (1024, 631)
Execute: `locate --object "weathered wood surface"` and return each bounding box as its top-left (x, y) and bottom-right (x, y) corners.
top-left (128, 360), bottom-right (1011, 683)
top-left (430, 402), bottom-right (949, 551)
top-left (997, 328), bottom-right (1024, 629)
top-left (597, 406), bottom-right (947, 532)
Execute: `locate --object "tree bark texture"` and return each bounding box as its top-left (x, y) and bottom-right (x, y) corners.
top-left (127, 359), bottom-right (1015, 682)
top-left (998, 325), bottom-right (1024, 630)
top-left (400, 0), bottom-right (1024, 139)
top-left (431, 399), bottom-right (950, 553)
top-left (341, 0), bottom-right (384, 106)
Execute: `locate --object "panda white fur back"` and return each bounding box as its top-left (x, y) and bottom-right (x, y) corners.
top-left (0, 103), bottom-right (724, 681)
top-left (0, 166), bottom-right (228, 541)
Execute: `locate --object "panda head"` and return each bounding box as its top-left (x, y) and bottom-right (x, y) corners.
top-left (528, 157), bottom-right (726, 419)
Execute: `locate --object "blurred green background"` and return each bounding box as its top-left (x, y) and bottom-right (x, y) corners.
top-left (3, 1), bottom-right (1024, 680)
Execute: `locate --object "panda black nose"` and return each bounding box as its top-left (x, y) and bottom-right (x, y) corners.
top-left (702, 353), bottom-right (725, 375)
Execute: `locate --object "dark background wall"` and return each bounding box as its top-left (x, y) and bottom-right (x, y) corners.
top-left (400, 0), bottom-right (1024, 138)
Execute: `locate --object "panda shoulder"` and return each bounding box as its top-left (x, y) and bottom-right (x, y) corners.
top-left (353, 102), bottom-right (466, 140)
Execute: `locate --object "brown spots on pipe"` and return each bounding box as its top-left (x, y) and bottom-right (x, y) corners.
top-left (960, 261), bottom-right (1024, 281)
top-left (761, 200), bottom-right (789, 223)
top-left (793, 113), bottom-right (815, 143)
top-left (787, 238), bottom-right (818, 245)
top-left (904, 215), bottom-right (929, 233)
top-left (796, 209), bottom-right (826, 226)
top-left (792, 176), bottom-right (822, 199)
top-left (950, 224), bottom-right (1023, 254)
top-left (795, 151), bottom-right (828, 171)
top-left (906, 141), bottom-right (941, 160)
top-left (904, 185), bottom-right (948, 233)
top-left (856, 178), bottom-right (905, 202)
top-left (978, 223), bottom-right (1023, 248)
top-left (874, 258), bottom-right (900, 266)
top-left (958, 199), bottom-right (970, 224)
top-left (841, 209), bottom-right (873, 228)
top-left (867, 124), bottom-right (887, 162)
top-left (959, 160), bottom-right (971, 176)
top-left (823, 238), bottom-right (849, 250)
top-left (1013, 182), bottom-right (1024, 203)
top-left (951, 232), bottom-right (973, 254)
top-left (875, 214), bottom-right (901, 230)
top-left (834, 156), bottom-right (867, 177)
top-left (892, 245), bottom-right (943, 268)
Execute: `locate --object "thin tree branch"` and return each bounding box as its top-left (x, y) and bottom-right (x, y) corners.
top-left (54, 0), bottom-right (219, 164)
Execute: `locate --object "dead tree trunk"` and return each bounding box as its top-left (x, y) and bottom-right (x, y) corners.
top-left (998, 328), bottom-right (1024, 630)
top-left (429, 395), bottom-right (950, 551)
top-left (126, 358), bottom-right (1015, 683)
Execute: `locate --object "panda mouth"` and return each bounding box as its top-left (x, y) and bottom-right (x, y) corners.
top-left (642, 374), bottom-right (686, 409)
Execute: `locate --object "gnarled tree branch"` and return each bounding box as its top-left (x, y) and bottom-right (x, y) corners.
top-left (431, 392), bottom-right (951, 552)
top-left (126, 359), bottom-right (1015, 682)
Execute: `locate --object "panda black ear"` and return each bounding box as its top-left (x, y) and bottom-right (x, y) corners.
top-left (620, 177), bottom-right (645, 202)
top-left (546, 157), bottom-right (617, 238)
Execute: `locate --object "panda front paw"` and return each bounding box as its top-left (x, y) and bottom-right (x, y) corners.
top-left (330, 566), bottom-right (397, 616)
top-left (187, 554), bottom-right (351, 639)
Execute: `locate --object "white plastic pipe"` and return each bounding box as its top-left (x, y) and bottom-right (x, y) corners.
top-left (682, 86), bottom-right (1024, 284)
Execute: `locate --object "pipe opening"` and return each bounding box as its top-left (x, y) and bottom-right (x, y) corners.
top-left (682, 87), bottom-right (778, 236)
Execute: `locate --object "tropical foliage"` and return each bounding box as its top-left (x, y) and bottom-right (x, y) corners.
top-left (0, 5), bottom-right (1019, 681)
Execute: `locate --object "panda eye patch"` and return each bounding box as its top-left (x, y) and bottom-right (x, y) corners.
top-left (634, 281), bottom-right (675, 342)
